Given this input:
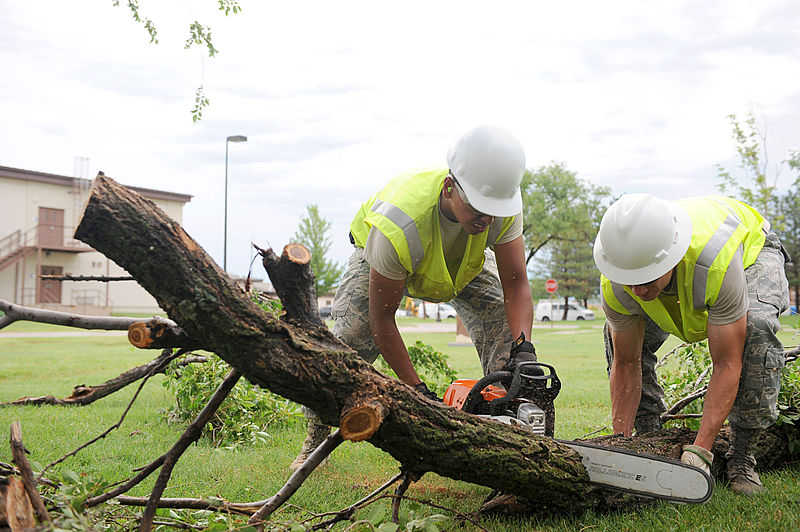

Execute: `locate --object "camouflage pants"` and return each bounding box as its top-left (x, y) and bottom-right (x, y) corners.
top-left (604, 232), bottom-right (790, 431)
top-left (331, 246), bottom-right (515, 375)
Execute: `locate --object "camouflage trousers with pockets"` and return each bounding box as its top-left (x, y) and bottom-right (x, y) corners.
top-left (332, 246), bottom-right (516, 375)
top-left (603, 232), bottom-right (791, 431)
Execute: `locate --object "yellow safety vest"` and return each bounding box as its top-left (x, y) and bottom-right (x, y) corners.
top-left (601, 196), bottom-right (767, 343)
top-left (350, 168), bottom-right (516, 302)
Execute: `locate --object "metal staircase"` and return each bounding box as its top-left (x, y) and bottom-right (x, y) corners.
top-left (0, 228), bottom-right (36, 273)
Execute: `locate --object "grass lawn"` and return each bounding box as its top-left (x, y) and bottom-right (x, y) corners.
top-left (1, 316), bottom-right (799, 530)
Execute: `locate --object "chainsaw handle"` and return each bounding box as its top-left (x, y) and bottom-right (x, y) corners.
top-left (517, 361), bottom-right (558, 383)
top-left (461, 362), bottom-right (562, 415)
top-left (518, 361), bottom-right (561, 400)
top-left (461, 370), bottom-right (514, 415)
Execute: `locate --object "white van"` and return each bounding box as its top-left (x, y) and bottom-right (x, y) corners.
top-left (417, 302), bottom-right (458, 319)
top-left (535, 300), bottom-right (595, 322)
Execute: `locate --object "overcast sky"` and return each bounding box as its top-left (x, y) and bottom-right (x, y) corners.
top-left (2, 0), bottom-right (799, 277)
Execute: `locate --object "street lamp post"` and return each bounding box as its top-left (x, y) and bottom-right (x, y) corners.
top-left (224, 135), bottom-right (247, 272)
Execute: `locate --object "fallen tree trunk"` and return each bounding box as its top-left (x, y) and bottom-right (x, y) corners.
top-left (73, 173), bottom-right (597, 512)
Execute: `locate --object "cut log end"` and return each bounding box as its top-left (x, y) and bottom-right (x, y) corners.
top-left (128, 322), bottom-right (152, 348)
top-left (282, 243), bottom-right (311, 265)
top-left (340, 403), bottom-right (384, 442)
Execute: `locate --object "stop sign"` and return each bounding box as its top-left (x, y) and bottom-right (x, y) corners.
top-left (545, 279), bottom-right (558, 293)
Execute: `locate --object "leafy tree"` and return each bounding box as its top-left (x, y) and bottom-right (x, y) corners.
top-left (111, 0), bottom-right (242, 121)
top-left (520, 163), bottom-right (611, 266)
top-left (521, 163), bottom-right (611, 309)
top-left (716, 110), bottom-right (800, 310)
top-left (715, 110), bottom-right (787, 224)
top-left (292, 204), bottom-right (345, 297)
top-left (546, 239), bottom-right (598, 314)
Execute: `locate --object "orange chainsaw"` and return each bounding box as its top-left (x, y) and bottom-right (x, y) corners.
top-left (443, 361), bottom-right (714, 504)
top-left (444, 361), bottom-right (561, 437)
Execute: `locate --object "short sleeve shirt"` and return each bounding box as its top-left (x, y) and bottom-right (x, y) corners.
top-left (603, 246), bottom-right (748, 332)
top-left (364, 207), bottom-right (523, 281)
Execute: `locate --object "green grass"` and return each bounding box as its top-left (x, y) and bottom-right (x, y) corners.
top-left (1, 319), bottom-right (799, 530)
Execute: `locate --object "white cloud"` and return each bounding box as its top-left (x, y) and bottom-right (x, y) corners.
top-left (1, 0), bottom-right (799, 276)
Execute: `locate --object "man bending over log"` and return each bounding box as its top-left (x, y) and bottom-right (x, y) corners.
top-left (291, 125), bottom-right (537, 470)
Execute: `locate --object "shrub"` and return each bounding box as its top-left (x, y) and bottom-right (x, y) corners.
top-left (658, 339), bottom-right (800, 433)
top-left (657, 341), bottom-right (711, 431)
top-left (162, 354), bottom-right (302, 448)
top-left (161, 291), bottom-right (301, 448)
top-left (377, 341), bottom-right (458, 396)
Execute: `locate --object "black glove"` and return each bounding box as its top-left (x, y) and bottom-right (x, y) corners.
top-left (503, 333), bottom-right (537, 371)
top-left (414, 382), bottom-right (442, 402)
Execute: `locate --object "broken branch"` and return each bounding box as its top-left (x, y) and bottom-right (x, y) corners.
top-left (9, 422), bottom-right (51, 524)
top-left (140, 368), bottom-right (242, 531)
top-left (3, 350), bottom-right (206, 407)
top-left (0, 299), bottom-right (169, 331)
top-left (127, 317), bottom-right (202, 350)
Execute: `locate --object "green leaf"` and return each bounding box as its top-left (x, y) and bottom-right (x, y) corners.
top-left (62, 470), bottom-right (81, 485)
top-left (364, 504), bottom-right (387, 525)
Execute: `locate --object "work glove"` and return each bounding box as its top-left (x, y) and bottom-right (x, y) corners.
top-left (414, 382), bottom-right (442, 402)
top-left (681, 444), bottom-right (713, 476)
top-left (503, 333), bottom-right (537, 372)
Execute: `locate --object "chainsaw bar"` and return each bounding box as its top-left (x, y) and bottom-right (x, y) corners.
top-left (559, 439), bottom-right (714, 504)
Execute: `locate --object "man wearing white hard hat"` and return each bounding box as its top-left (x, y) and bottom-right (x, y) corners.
top-left (594, 193), bottom-right (790, 495)
top-left (290, 126), bottom-right (536, 470)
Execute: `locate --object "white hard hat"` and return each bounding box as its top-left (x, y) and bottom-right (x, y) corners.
top-left (593, 193), bottom-right (692, 285)
top-left (446, 125), bottom-right (526, 217)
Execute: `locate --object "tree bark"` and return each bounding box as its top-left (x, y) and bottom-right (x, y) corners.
top-left (73, 173), bottom-right (597, 512)
top-left (0, 476), bottom-right (37, 531)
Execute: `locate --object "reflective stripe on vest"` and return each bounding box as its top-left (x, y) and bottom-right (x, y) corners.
top-left (370, 200), bottom-right (424, 271)
top-left (692, 213), bottom-right (739, 310)
top-left (611, 282), bottom-right (639, 315)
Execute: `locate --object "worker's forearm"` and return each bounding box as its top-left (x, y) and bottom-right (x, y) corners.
top-left (695, 318), bottom-right (746, 449)
top-left (503, 279), bottom-right (533, 341)
top-left (608, 323), bottom-right (646, 437)
top-left (370, 315), bottom-right (420, 386)
top-left (609, 359), bottom-right (642, 436)
top-left (694, 361), bottom-right (742, 449)
top-left (505, 306), bottom-right (533, 341)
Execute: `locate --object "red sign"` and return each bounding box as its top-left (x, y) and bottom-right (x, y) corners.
top-left (545, 279), bottom-right (558, 293)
